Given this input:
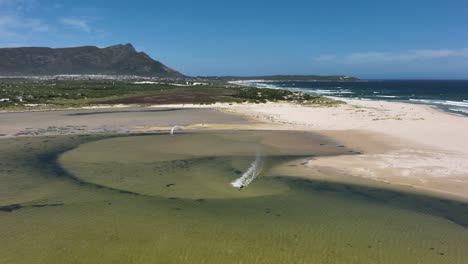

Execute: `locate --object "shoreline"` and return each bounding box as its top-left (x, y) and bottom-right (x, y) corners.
top-left (1, 99), bottom-right (468, 201)
top-left (212, 99), bottom-right (468, 201)
top-left (143, 98), bottom-right (468, 201)
top-left (232, 79), bottom-right (468, 118)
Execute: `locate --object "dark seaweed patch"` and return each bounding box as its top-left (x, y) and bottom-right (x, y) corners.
top-left (31, 203), bottom-right (64, 208)
top-left (0, 204), bottom-right (23, 212)
top-left (119, 190), bottom-right (138, 195)
top-left (281, 175), bottom-right (468, 228)
top-left (1, 203), bottom-right (64, 212)
top-left (313, 183), bottom-right (337, 192)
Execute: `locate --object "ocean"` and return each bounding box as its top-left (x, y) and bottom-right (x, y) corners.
top-left (238, 80), bottom-right (468, 116)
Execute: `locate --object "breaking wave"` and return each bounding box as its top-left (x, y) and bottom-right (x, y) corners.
top-left (375, 95), bottom-right (399, 98)
top-left (409, 99), bottom-right (468, 108)
top-left (449, 108), bottom-right (468, 114)
top-left (231, 80), bottom-right (468, 117)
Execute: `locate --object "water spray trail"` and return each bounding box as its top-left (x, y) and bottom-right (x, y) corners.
top-left (231, 152), bottom-right (264, 189)
top-left (170, 126), bottom-right (181, 136)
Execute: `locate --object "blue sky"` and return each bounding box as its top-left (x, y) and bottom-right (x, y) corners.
top-left (1, 0), bottom-right (467, 79)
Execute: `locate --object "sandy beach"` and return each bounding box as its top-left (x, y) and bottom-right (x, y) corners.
top-left (2, 99), bottom-right (468, 201)
top-left (132, 98), bottom-right (468, 200)
top-left (204, 99), bottom-right (468, 200)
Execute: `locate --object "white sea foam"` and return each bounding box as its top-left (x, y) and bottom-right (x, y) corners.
top-left (304, 89), bottom-right (353, 95)
top-left (409, 99), bottom-right (435, 104)
top-left (442, 100), bottom-right (468, 107)
top-left (409, 99), bottom-right (468, 108)
top-left (449, 108), bottom-right (468, 114)
top-left (231, 154), bottom-right (264, 189)
top-left (229, 80), bottom-right (354, 95)
top-left (254, 83), bottom-right (280, 89)
top-left (229, 80), bottom-right (283, 90)
top-left (375, 95), bottom-right (399, 98)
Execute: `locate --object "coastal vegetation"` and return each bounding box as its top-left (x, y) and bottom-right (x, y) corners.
top-left (0, 79), bottom-right (343, 110)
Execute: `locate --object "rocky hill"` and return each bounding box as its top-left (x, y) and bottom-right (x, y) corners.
top-left (0, 44), bottom-right (184, 78)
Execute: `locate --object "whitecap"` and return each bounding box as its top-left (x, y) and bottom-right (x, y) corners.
top-left (449, 108), bottom-right (468, 114)
top-left (375, 95), bottom-right (399, 98)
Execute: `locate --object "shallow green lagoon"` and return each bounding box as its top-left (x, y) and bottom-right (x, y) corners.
top-left (1, 132), bottom-right (468, 263)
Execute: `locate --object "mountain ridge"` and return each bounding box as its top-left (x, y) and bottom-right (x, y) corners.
top-left (0, 43), bottom-right (184, 78)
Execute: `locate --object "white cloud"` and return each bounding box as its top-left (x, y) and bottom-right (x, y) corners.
top-left (61, 18), bottom-right (91, 33)
top-left (0, 1), bottom-right (101, 46)
top-left (316, 48), bottom-right (468, 64)
top-left (0, 15), bottom-right (49, 36)
top-left (0, 0), bottom-right (50, 45)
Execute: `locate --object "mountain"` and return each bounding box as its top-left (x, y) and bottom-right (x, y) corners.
top-left (0, 44), bottom-right (184, 78)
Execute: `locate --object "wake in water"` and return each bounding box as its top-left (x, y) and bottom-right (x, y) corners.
top-left (231, 153), bottom-right (264, 189)
top-left (170, 126), bottom-right (181, 135)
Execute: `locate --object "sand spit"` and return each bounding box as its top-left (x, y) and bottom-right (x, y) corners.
top-left (205, 100), bottom-right (468, 199)
top-left (0, 107), bottom-right (250, 137)
top-left (144, 100), bottom-right (468, 199)
top-left (1, 99), bottom-right (467, 199)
